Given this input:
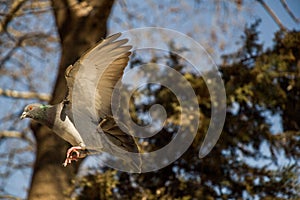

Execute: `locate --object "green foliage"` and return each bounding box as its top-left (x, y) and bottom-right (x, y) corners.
top-left (75, 170), bottom-right (118, 200)
top-left (74, 24), bottom-right (300, 199)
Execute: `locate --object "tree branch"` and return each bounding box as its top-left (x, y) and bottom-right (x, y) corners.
top-left (0, 88), bottom-right (51, 101)
top-left (0, 131), bottom-right (23, 138)
top-left (0, 31), bottom-right (57, 68)
top-left (279, 0), bottom-right (300, 23)
top-left (256, 0), bottom-right (287, 30)
top-left (0, 195), bottom-right (21, 200)
top-left (0, 129), bottom-right (35, 146)
top-left (0, 0), bottom-right (27, 32)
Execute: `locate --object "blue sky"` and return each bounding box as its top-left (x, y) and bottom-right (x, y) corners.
top-left (256, 0), bottom-right (300, 47)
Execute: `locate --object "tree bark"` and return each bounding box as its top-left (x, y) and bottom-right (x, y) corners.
top-left (28, 0), bottom-right (115, 199)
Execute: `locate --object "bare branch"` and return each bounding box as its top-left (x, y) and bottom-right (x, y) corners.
top-left (0, 0), bottom-right (27, 32)
top-left (0, 44), bottom-right (19, 68)
top-left (0, 30), bottom-right (58, 68)
top-left (280, 0), bottom-right (300, 23)
top-left (256, 0), bottom-right (287, 30)
top-left (0, 131), bottom-right (23, 138)
top-left (0, 88), bottom-right (51, 101)
top-left (16, 1), bottom-right (52, 17)
top-left (0, 195), bottom-right (22, 200)
top-left (0, 128), bottom-right (35, 146)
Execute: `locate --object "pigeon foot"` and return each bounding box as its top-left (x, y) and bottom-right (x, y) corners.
top-left (63, 146), bottom-right (84, 167)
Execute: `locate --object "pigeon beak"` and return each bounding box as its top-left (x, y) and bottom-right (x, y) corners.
top-left (20, 112), bottom-right (27, 120)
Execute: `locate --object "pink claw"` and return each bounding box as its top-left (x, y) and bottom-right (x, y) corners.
top-left (62, 146), bottom-right (83, 167)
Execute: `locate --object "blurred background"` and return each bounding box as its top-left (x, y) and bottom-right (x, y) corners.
top-left (0, 0), bottom-right (299, 199)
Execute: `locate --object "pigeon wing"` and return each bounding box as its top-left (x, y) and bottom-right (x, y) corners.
top-left (63, 33), bottom-right (141, 171)
top-left (64, 33), bottom-right (131, 119)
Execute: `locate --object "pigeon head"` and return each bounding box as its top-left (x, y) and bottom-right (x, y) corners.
top-left (20, 103), bottom-right (50, 121)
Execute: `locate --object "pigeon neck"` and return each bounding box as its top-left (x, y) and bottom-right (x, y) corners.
top-left (35, 105), bottom-right (56, 128)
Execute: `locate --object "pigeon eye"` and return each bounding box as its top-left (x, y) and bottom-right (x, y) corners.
top-left (28, 106), bottom-right (33, 111)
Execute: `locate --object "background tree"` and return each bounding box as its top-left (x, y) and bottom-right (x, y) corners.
top-left (74, 23), bottom-right (300, 199)
top-left (0, 0), bottom-right (299, 199)
top-left (1, 0), bottom-right (115, 199)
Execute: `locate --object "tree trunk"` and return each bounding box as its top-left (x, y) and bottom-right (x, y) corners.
top-left (28, 1), bottom-right (115, 199)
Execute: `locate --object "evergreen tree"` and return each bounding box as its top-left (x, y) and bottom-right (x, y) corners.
top-left (75, 23), bottom-right (300, 200)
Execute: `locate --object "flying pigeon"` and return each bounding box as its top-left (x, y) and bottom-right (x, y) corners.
top-left (20, 33), bottom-right (140, 169)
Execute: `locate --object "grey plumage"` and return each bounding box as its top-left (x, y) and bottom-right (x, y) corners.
top-left (21, 33), bottom-right (140, 169)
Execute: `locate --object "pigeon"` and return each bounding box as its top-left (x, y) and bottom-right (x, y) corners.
top-left (20, 33), bottom-right (140, 169)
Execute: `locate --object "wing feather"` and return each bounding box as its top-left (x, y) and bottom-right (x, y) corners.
top-left (64, 33), bottom-right (131, 119)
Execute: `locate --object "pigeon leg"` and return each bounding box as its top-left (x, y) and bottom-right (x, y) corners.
top-left (63, 146), bottom-right (84, 167)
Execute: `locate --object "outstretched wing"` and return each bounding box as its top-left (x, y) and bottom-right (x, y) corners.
top-left (64, 33), bottom-right (131, 119)
top-left (63, 33), bottom-right (141, 170)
